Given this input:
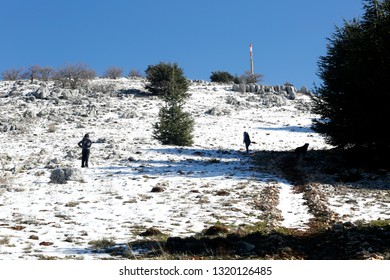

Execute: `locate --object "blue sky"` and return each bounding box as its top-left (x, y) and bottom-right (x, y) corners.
top-left (0, 0), bottom-right (364, 88)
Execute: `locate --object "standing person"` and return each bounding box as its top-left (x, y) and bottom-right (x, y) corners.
top-left (78, 133), bottom-right (92, 168)
top-left (243, 131), bottom-right (251, 153)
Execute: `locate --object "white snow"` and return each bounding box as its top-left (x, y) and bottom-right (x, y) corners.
top-left (0, 78), bottom-right (389, 260)
top-left (278, 182), bottom-right (314, 229)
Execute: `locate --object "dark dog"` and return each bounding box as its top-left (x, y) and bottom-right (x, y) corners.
top-left (295, 143), bottom-right (309, 155)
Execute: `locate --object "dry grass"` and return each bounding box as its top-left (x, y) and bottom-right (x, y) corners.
top-left (88, 238), bottom-right (116, 249)
top-left (0, 236), bottom-right (10, 246)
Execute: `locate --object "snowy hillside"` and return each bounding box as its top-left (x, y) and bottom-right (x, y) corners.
top-left (0, 78), bottom-right (389, 260)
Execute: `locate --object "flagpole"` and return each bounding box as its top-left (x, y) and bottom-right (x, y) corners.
top-left (250, 43), bottom-right (254, 75)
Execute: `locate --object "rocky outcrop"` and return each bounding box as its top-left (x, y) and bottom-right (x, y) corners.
top-left (230, 83), bottom-right (312, 108)
top-left (232, 83), bottom-right (311, 99)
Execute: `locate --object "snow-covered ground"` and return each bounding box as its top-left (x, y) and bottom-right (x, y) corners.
top-left (0, 78), bottom-right (389, 260)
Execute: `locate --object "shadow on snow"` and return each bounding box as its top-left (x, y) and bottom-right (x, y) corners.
top-left (252, 148), bottom-right (390, 190)
top-left (258, 125), bottom-right (313, 134)
top-left (94, 147), bottom-right (269, 180)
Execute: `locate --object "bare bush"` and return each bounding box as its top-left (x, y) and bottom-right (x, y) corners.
top-left (53, 63), bottom-right (96, 89)
top-left (128, 69), bottom-right (143, 78)
top-left (239, 71), bottom-right (264, 84)
top-left (103, 66), bottom-right (123, 79)
top-left (22, 65), bottom-right (54, 82)
top-left (2, 68), bottom-right (24, 81)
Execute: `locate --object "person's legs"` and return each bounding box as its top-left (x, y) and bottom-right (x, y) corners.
top-left (85, 150), bottom-right (90, 167)
top-left (81, 149), bottom-right (89, 167)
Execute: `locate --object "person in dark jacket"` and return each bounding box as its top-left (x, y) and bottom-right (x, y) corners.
top-left (78, 133), bottom-right (92, 167)
top-left (243, 131), bottom-right (251, 153)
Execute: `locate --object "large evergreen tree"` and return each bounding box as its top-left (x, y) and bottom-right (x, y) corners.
top-left (312, 0), bottom-right (390, 159)
top-left (146, 62), bottom-right (194, 146)
top-left (145, 62), bottom-right (190, 103)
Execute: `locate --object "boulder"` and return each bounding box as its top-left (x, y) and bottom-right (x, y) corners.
top-left (120, 110), bottom-right (137, 119)
top-left (286, 86), bottom-right (297, 100)
top-left (260, 94), bottom-right (287, 107)
top-left (50, 168), bottom-right (66, 184)
top-left (300, 86), bottom-right (311, 95)
top-left (33, 86), bottom-right (50, 99)
top-left (61, 89), bottom-right (79, 100)
top-left (23, 109), bottom-right (37, 119)
top-left (50, 167), bottom-right (84, 184)
top-left (63, 167), bottom-right (84, 182)
top-left (205, 106), bottom-right (231, 116)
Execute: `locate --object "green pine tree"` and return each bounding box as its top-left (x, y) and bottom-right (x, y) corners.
top-left (153, 103), bottom-right (194, 146)
top-left (312, 0), bottom-right (390, 163)
top-left (145, 62), bottom-right (190, 103)
top-left (146, 62), bottom-right (194, 146)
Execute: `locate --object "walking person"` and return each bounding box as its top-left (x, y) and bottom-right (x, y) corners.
top-left (78, 133), bottom-right (92, 168)
top-left (243, 131), bottom-right (251, 153)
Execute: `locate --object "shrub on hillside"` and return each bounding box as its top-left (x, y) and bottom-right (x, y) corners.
top-left (53, 63), bottom-right (96, 89)
top-left (103, 66), bottom-right (123, 79)
top-left (2, 68), bottom-right (24, 81)
top-left (22, 65), bottom-right (55, 82)
top-left (210, 71), bottom-right (235, 83)
top-left (238, 71), bottom-right (264, 84)
top-left (128, 69), bottom-right (144, 78)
